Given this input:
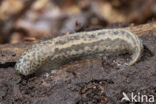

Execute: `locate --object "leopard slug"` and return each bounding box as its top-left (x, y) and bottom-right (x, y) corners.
top-left (15, 29), bottom-right (143, 76)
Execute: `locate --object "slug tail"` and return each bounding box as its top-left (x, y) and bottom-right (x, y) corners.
top-left (128, 33), bottom-right (144, 66)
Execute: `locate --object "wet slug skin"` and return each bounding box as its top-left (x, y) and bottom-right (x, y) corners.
top-left (15, 29), bottom-right (143, 76)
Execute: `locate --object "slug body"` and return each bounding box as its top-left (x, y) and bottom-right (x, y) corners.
top-left (15, 29), bottom-right (143, 76)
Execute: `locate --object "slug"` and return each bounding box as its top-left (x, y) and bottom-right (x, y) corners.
top-left (15, 29), bottom-right (143, 76)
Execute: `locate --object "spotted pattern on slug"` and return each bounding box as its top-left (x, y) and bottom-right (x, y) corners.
top-left (15, 29), bottom-right (143, 76)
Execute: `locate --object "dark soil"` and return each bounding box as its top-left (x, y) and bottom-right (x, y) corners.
top-left (0, 31), bottom-right (155, 104)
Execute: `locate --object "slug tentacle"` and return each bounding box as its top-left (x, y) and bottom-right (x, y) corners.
top-left (15, 29), bottom-right (143, 76)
